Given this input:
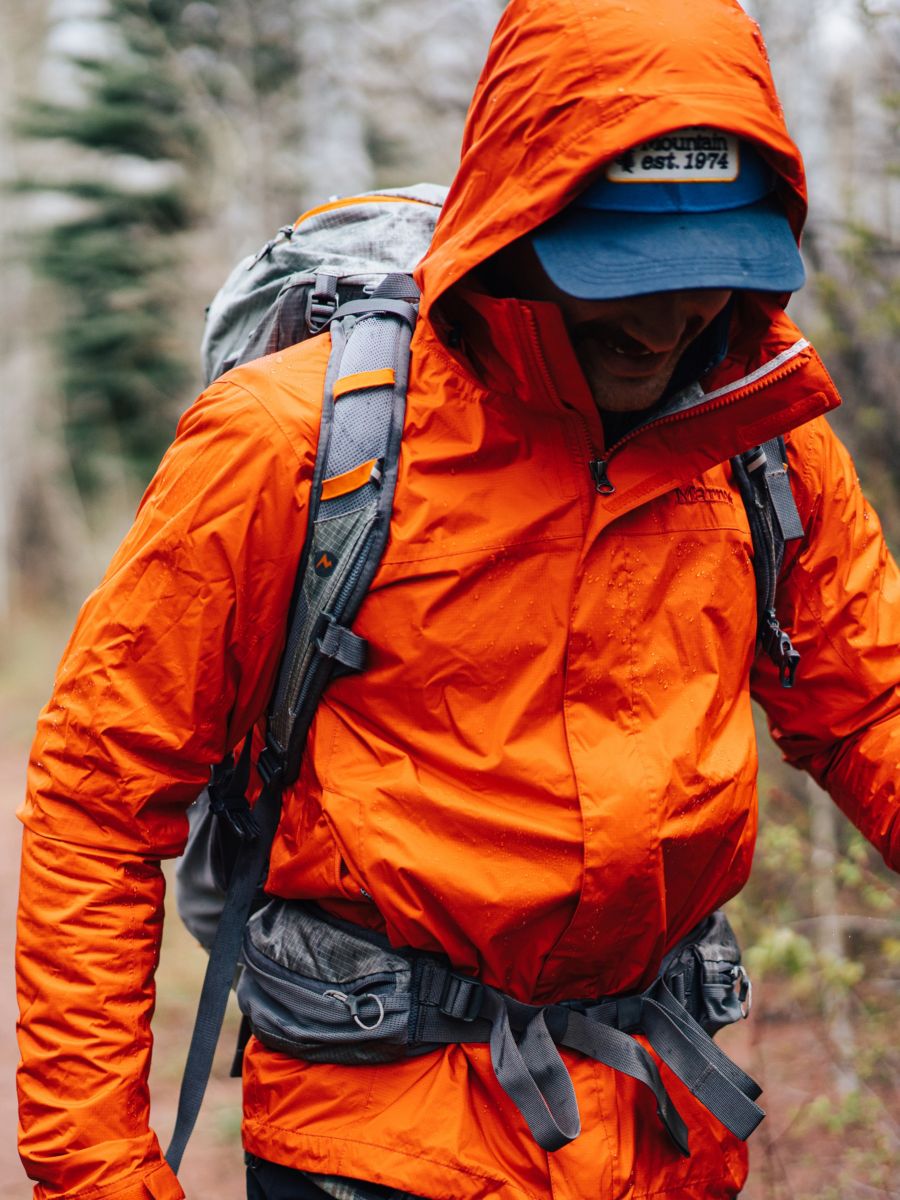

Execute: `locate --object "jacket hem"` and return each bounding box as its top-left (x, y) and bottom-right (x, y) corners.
top-left (242, 1121), bottom-right (539, 1200)
top-left (242, 1121), bottom-right (746, 1200)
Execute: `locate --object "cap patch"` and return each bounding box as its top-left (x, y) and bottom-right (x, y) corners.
top-left (608, 128), bottom-right (739, 183)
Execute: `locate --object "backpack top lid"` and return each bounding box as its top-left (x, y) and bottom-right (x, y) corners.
top-left (201, 183), bottom-right (447, 386)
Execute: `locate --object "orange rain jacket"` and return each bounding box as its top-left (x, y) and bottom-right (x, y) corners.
top-left (17, 1), bottom-right (900, 1198)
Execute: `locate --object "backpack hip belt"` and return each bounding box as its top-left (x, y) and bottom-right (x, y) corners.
top-left (236, 902), bottom-right (761, 1158)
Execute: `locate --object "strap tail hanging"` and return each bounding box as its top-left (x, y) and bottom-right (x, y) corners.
top-left (165, 780), bottom-right (281, 1173)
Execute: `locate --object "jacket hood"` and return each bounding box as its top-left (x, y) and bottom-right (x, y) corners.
top-left (416, 0), bottom-right (807, 320)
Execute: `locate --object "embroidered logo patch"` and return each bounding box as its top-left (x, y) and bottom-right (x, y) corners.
top-left (608, 128), bottom-right (740, 183)
top-left (675, 484), bottom-right (735, 507)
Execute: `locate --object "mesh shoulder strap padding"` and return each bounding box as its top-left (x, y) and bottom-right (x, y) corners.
top-left (731, 437), bottom-right (804, 688)
top-left (260, 274), bottom-right (418, 788)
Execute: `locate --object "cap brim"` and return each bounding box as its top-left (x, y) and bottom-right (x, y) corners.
top-left (531, 198), bottom-right (805, 299)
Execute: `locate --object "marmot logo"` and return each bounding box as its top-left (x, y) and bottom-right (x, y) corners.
top-left (314, 552), bottom-right (337, 577)
top-left (675, 484), bottom-right (734, 506)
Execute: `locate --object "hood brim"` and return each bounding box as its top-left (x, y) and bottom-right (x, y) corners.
top-left (415, 0), bottom-right (808, 319)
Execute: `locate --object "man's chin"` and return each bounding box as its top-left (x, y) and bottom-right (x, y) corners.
top-left (586, 369), bottom-right (673, 414)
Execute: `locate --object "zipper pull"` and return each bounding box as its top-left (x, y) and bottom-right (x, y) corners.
top-left (761, 609), bottom-right (800, 688)
top-left (590, 458), bottom-right (615, 494)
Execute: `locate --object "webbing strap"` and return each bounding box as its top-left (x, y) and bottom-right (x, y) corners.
top-left (634, 982), bottom-right (764, 1140)
top-left (731, 439), bottom-right (803, 687)
top-left (316, 617), bottom-right (368, 671)
top-left (408, 958), bottom-right (761, 1156)
top-left (165, 782), bottom-right (282, 1173)
top-left (561, 1006), bottom-right (690, 1155)
top-left (761, 438), bottom-right (804, 542)
top-left (333, 369), bottom-right (396, 399)
top-left (372, 274), bottom-right (422, 301)
top-left (486, 991), bottom-right (581, 1152)
top-left (650, 981), bottom-right (760, 1100)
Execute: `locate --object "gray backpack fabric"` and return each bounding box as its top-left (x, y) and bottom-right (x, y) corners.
top-left (201, 183), bottom-right (447, 386)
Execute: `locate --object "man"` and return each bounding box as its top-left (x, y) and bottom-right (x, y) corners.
top-left (16, 1), bottom-right (900, 1199)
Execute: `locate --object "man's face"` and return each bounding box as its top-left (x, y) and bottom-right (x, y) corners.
top-left (499, 240), bottom-right (732, 412)
top-left (553, 286), bottom-right (733, 413)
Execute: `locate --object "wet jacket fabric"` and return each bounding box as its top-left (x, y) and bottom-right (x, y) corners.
top-left (17, 1), bottom-right (900, 1199)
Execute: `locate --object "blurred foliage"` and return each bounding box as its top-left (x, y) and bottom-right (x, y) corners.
top-left (732, 746), bottom-right (898, 1006)
top-left (800, 1), bottom-right (900, 548)
top-left (728, 711), bottom-right (899, 1196)
top-left (17, 0), bottom-right (309, 496)
top-left (804, 218), bottom-right (900, 547)
top-left (15, 0), bottom-right (495, 507)
top-left (19, 2), bottom-right (203, 493)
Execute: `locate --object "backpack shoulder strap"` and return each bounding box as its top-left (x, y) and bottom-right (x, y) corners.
top-left (165, 272), bottom-right (418, 1175)
top-left (259, 274), bottom-right (418, 788)
top-left (731, 436), bottom-right (805, 689)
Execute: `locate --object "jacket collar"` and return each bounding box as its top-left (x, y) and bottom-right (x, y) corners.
top-left (423, 288), bottom-right (839, 523)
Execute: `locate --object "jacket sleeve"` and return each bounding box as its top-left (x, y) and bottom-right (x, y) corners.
top-left (750, 416), bottom-right (900, 871)
top-left (16, 373), bottom-right (317, 1199)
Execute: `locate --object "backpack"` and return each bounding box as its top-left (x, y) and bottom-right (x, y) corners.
top-left (200, 182), bottom-right (448, 387)
top-left (166, 185), bottom-right (804, 1173)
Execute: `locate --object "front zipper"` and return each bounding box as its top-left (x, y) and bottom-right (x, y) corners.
top-left (519, 308), bottom-right (609, 492)
top-left (589, 458), bottom-right (615, 494)
top-left (586, 339), bottom-right (811, 494)
top-left (518, 306), bottom-right (811, 500)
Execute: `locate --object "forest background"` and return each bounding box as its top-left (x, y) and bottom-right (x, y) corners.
top-left (0, 1), bottom-right (897, 1198)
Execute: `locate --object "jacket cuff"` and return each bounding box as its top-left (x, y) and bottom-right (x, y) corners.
top-left (33, 1162), bottom-right (185, 1200)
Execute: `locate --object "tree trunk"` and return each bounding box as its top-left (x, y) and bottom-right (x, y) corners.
top-left (296, 0), bottom-right (374, 208)
top-left (807, 776), bottom-right (858, 1097)
top-left (0, 0), bottom-right (49, 620)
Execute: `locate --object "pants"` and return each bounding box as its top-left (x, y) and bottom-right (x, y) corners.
top-left (245, 1155), bottom-right (425, 1200)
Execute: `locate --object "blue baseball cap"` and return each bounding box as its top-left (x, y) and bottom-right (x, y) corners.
top-left (532, 128), bottom-right (805, 299)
